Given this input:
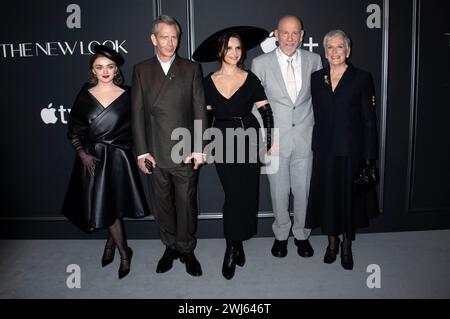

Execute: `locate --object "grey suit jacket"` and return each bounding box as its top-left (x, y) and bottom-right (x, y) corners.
top-left (131, 56), bottom-right (207, 168)
top-left (251, 49), bottom-right (322, 157)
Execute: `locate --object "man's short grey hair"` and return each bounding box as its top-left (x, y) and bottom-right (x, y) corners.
top-left (323, 29), bottom-right (351, 50)
top-left (151, 14), bottom-right (181, 37)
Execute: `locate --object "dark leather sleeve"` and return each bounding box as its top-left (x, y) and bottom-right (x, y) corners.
top-left (257, 103), bottom-right (274, 151)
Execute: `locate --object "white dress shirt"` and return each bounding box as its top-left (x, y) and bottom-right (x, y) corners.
top-left (157, 54), bottom-right (176, 75)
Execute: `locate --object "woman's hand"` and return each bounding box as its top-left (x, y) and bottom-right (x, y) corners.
top-left (268, 143), bottom-right (279, 156)
top-left (78, 151), bottom-right (99, 177)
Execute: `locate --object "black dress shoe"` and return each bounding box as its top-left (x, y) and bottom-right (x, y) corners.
top-left (340, 243), bottom-right (354, 270)
top-left (294, 238), bottom-right (314, 257)
top-left (118, 247), bottom-right (133, 279)
top-left (324, 238), bottom-right (340, 264)
top-left (235, 242), bottom-right (245, 267)
top-left (156, 247), bottom-right (179, 273)
top-left (222, 246), bottom-right (238, 280)
top-left (180, 252), bottom-right (202, 277)
top-left (271, 239), bottom-right (288, 258)
top-left (101, 244), bottom-right (116, 267)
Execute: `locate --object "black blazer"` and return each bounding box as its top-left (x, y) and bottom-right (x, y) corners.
top-left (311, 63), bottom-right (378, 159)
top-left (131, 55), bottom-right (207, 168)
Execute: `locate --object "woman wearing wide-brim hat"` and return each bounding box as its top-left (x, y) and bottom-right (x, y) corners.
top-left (61, 44), bottom-right (150, 279)
top-left (194, 26), bottom-right (274, 280)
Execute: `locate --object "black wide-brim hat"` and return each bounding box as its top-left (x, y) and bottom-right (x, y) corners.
top-left (93, 44), bottom-right (125, 66)
top-left (192, 26), bottom-right (269, 63)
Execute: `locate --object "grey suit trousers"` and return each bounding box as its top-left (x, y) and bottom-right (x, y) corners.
top-left (267, 145), bottom-right (312, 241)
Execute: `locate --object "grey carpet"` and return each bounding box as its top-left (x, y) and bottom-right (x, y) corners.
top-left (1, 230), bottom-right (449, 298)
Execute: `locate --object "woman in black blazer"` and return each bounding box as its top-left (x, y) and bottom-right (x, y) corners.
top-left (305, 30), bottom-right (379, 270)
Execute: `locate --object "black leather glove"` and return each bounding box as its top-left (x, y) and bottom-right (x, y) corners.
top-left (207, 109), bottom-right (214, 128)
top-left (257, 103), bottom-right (274, 152)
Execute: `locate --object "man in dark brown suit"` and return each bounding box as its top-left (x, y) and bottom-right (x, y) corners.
top-left (131, 15), bottom-right (207, 277)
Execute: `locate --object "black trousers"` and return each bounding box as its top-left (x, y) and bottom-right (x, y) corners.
top-left (148, 164), bottom-right (198, 254)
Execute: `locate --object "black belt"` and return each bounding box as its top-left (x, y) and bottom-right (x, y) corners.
top-left (213, 114), bottom-right (252, 129)
top-left (214, 113), bottom-right (252, 121)
top-left (215, 116), bottom-right (244, 121)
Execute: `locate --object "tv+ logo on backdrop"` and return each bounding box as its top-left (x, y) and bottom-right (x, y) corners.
top-left (40, 103), bottom-right (71, 125)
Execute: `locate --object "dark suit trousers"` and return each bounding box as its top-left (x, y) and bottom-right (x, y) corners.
top-left (148, 165), bottom-right (198, 254)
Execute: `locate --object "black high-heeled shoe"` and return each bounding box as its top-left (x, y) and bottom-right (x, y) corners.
top-left (101, 244), bottom-right (116, 267)
top-left (340, 243), bottom-right (354, 270)
top-left (118, 247), bottom-right (133, 279)
top-left (324, 238), bottom-right (340, 264)
top-left (235, 242), bottom-right (246, 267)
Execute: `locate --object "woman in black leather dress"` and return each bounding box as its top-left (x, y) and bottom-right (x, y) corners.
top-left (61, 45), bottom-right (150, 279)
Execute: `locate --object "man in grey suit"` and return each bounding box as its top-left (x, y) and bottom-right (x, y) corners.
top-left (131, 15), bottom-right (207, 276)
top-left (252, 15), bottom-right (322, 258)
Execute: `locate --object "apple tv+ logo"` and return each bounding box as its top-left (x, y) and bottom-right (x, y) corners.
top-left (41, 103), bottom-right (71, 124)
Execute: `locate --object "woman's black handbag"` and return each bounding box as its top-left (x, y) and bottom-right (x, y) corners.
top-left (353, 160), bottom-right (379, 194)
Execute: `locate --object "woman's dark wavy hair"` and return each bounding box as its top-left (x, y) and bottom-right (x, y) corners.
top-left (216, 33), bottom-right (247, 69)
top-left (87, 53), bottom-right (124, 86)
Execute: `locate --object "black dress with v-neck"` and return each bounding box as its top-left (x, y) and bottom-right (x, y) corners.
top-left (305, 64), bottom-right (379, 240)
top-left (204, 71), bottom-right (267, 241)
top-left (61, 84), bottom-right (150, 233)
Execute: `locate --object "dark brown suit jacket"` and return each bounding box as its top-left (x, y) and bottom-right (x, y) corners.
top-left (131, 56), bottom-right (207, 168)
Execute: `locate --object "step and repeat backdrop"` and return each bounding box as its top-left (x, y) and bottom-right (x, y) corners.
top-left (0, 0), bottom-right (382, 225)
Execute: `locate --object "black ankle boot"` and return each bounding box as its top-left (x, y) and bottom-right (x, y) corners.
top-left (222, 245), bottom-right (238, 280)
top-left (235, 241), bottom-right (245, 267)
